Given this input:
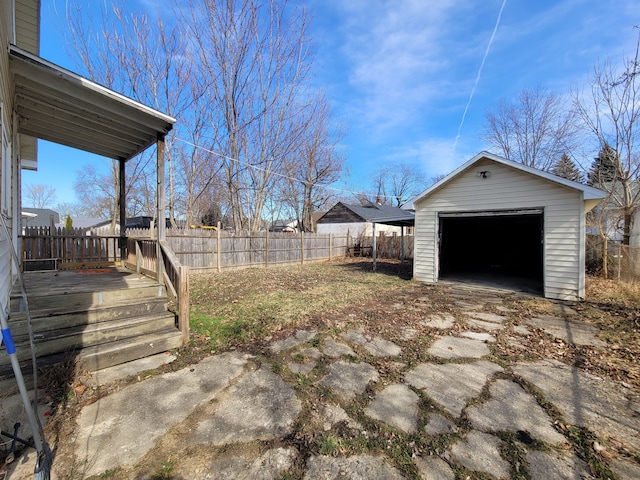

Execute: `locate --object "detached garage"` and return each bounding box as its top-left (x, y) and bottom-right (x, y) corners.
top-left (408, 152), bottom-right (606, 300)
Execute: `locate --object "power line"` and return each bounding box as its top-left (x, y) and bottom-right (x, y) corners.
top-left (174, 136), bottom-right (400, 201)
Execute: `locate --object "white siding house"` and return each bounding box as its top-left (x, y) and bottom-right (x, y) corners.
top-left (408, 152), bottom-right (606, 301)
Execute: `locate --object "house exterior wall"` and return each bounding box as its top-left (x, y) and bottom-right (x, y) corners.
top-left (0, 0), bottom-right (16, 312)
top-left (317, 222), bottom-right (404, 238)
top-left (14, 0), bottom-right (40, 55)
top-left (414, 158), bottom-right (586, 300)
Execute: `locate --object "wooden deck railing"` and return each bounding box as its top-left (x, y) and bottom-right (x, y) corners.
top-left (126, 236), bottom-right (189, 343)
top-left (21, 227), bottom-right (120, 270)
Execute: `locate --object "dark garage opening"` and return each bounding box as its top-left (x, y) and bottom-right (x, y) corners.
top-left (438, 212), bottom-right (543, 293)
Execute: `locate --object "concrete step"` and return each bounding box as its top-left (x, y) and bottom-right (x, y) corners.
top-left (0, 312), bottom-right (177, 368)
top-left (7, 297), bottom-right (169, 337)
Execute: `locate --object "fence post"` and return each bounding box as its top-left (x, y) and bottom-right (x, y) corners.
top-left (265, 228), bottom-right (269, 268)
top-left (301, 230), bottom-right (305, 265)
top-left (217, 222), bottom-right (222, 273)
top-left (329, 233), bottom-right (332, 260)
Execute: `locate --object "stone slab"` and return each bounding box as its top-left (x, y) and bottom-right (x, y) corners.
top-left (421, 314), bottom-right (455, 330)
top-left (514, 360), bottom-right (640, 452)
top-left (464, 312), bottom-right (507, 324)
top-left (269, 329), bottom-right (317, 353)
top-left (288, 362), bottom-right (316, 374)
top-left (364, 384), bottom-right (419, 433)
top-left (460, 331), bottom-right (496, 343)
top-left (304, 454), bottom-right (405, 480)
top-left (406, 361), bottom-right (503, 416)
top-left (512, 325), bottom-right (531, 335)
top-left (449, 431), bottom-right (510, 479)
top-left (179, 447), bottom-right (298, 479)
top-left (72, 351), bottom-right (250, 478)
top-left (427, 336), bottom-right (490, 359)
top-left (466, 318), bottom-right (506, 331)
top-left (424, 414), bottom-right (457, 435)
top-left (322, 338), bottom-right (356, 358)
top-left (319, 361), bottom-right (379, 400)
top-left (466, 379), bottom-right (566, 444)
top-left (341, 329), bottom-right (402, 357)
top-left (415, 455), bottom-right (455, 480)
top-left (524, 316), bottom-right (605, 347)
top-left (610, 457), bottom-right (640, 480)
top-left (193, 364), bottom-right (301, 445)
top-left (315, 403), bottom-right (361, 431)
top-left (526, 450), bottom-right (593, 480)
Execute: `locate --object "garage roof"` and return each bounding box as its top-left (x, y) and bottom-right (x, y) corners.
top-left (318, 201), bottom-right (415, 227)
top-left (10, 44), bottom-right (176, 162)
top-left (404, 151), bottom-right (607, 210)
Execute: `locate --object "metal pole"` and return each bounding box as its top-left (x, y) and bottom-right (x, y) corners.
top-left (372, 222), bottom-right (377, 271)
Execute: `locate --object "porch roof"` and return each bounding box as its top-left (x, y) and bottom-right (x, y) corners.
top-left (9, 44), bottom-right (176, 161)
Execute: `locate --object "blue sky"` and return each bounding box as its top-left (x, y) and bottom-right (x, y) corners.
top-left (24, 0), bottom-right (640, 207)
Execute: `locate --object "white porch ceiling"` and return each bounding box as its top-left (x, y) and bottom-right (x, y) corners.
top-left (9, 44), bottom-right (175, 162)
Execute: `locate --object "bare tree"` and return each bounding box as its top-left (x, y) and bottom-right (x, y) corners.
top-left (65, 1), bottom-right (195, 226)
top-left (482, 87), bottom-right (579, 171)
top-left (361, 164), bottom-right (427, 207)
top-left (574, 30), bottom-right (640, 246)
top-left (281, 93), bottom-right (344, 231)
top-left (23, 184), bottom-right (56, 208)
top-left (181, 0), bottom-right (315, 232)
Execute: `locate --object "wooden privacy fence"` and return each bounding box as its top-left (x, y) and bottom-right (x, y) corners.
top-left (127, 228), bottom-right (351, 273)
top-left (21, 226), bottom-right (120, 270)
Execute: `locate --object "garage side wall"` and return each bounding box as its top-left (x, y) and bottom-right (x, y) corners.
top-left (414, 159), bottom-right (585, 300)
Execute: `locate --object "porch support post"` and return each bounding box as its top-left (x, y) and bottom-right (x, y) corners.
top-left (157, 133), bottom-right (166, 242)
top-left (118, 157), bottom-right (126, 265)
top-left (401, 225), bottom-right (405, 263)
top-left (156, 134), bottom-right (166, 284)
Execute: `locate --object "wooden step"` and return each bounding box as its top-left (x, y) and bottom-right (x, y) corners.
top-left (0, 312), bottom-right (177, 368)
top-left (7, 297), bottom-right (169, 337)
top-left (75, 330), bottom-right (184, 372)
top-left (10, 284), bottom-right (166, 314)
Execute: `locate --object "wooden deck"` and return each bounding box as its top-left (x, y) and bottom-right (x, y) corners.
top-left (2, 266), bottom-right (182, 389)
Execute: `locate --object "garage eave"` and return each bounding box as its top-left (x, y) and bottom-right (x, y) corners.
top-left (405, 151), bottom-right (607, 209)
top-left (9, 44), bottom-right (176, 162)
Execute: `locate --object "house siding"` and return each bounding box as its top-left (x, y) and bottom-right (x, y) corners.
top-left (317, 222), bottom-right (404, 237)
top-left (0, 0), bottom-right (14, 312)
top-left (15, 0), bottom-right (39, 54)
top-left (414, 158), bottom-right (585, 300)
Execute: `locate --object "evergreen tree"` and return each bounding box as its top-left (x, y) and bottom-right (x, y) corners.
top-left (551, 154), bottom-right (584, 183)
top-left (65, 215), bottom-right (73, 230)
top-left (588, 143), bottom-right (621, 186)
top-left (201, 203), bottom-right (223, 227)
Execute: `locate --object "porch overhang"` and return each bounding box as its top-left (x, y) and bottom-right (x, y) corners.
top-left (9, 44), bottom-right (176, 162)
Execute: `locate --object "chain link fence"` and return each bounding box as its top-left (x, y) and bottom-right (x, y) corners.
top-left (586, 235), bottom-right (640, 282)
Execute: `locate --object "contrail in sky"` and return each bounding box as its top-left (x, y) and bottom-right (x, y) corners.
top-left (452, 0), bottom-right (508, 156)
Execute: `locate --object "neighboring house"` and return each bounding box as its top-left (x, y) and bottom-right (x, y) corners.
top-left (0, 0), bottom-right (175, 315)
top-left (270, 219), bottom-right (298, 233)
top-left (316, 201), bottom-right (415, 237)
top-left (21, 207), bottom-right (60, 228)
top-left (407, 152), bottom-right (606, 301)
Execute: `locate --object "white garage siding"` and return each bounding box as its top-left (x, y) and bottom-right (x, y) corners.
top-left (413, 157), bottom-right (587, 300)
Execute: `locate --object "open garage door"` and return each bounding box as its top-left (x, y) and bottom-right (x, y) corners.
top-left (438, 209), bottom-right (543, 293)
